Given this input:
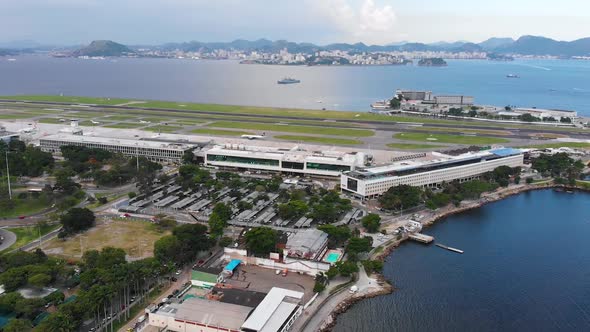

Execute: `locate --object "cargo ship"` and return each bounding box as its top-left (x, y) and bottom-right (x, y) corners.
top-left (277, 77), bottom-right (301, 84)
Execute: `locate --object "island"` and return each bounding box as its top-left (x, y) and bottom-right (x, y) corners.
top-left (72, 40), bottom-right (135, 57)
top-left (418, 57), bottom-right (448, 66)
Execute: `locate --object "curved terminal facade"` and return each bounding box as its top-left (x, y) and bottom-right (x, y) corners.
top-left (341, 148), bottom-right (524, 199)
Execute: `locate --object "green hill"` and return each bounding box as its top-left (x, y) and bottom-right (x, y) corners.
top-left (73, 40), bottom-right (133, 57)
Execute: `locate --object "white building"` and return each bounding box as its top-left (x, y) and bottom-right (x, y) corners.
top-left (396, 90), bottom-right (433, 101)
top-left (513, 108), bottom-right (577, 120)
top-left (202, 144), bottom-right (367, 177)
top-left (341, 148), bottom-right (524, 198)
top-left (39, 134), bottom-right (196, 163)
top-left (149, 297), bottom-right (252, 332)
top-left (434, 95), bottom-right (475, 105)
top-left (241, 287), bottom-right (304, 332)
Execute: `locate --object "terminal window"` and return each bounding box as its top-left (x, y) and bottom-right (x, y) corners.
top-left (306, 163), bottom-right (351, 172)
top-left (208, 154), bottom-right (279, 166)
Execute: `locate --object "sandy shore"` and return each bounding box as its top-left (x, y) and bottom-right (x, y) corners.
top-left (318, 182), bottom-right (589, 331)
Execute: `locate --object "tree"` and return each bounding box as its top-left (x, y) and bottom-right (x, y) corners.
top-left (361, 214), bottom-right (381, 233)
top-left (182, 149), bottom-right (196, 164)
top-left (335, 261), bottom-right (359, 277)
top-left (219, 236), bottom-right (233, 248)
top-left (208, 213), bottom-right (226, 239)
top-left (362, 260), bottom-right (384, 273)
top-left (60, 208), bottom-right (95, 234)
top-left (3, 318), bottom-right (33, 332)
top-left (127, 191), bottom-right (137, 199)
top-left (277, 200), bottom-right (309, 220)
top-left (317, 225), bottom-right (351, 247)
top-left (154, 235), bottom-right (181, 263)
top-left (212, 203), bottom-right (233, 222)
top-left (347, 236), bottom-right (373, 254)
top-left (28, 273), bottom-right (51, 288)
top-left (172, 224), bottom-right (212, 263)
top-left (520, 113), bottom-right (539, 122)
top-left (245, 227), bottom-right (278, 256)
top-left (379, 185), bottom-right (423, 211)
top-left (389, 97), bottom-right (401, 110)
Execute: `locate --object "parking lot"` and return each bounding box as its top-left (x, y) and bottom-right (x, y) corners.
top-left (223, 264), bottom-right (315, 302)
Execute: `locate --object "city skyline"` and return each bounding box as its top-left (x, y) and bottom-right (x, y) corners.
top-left (1, 0), bottom-right (590, 46)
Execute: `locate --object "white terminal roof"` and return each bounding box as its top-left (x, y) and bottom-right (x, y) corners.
top-left (351, 148), bottom-right (521, 178)
top-left (170, 297), bottom-right (253, 330)
top-left (286, 229), bottom-right (328, 254)
top-left (41, 133), bottom-right (195, 150)
top-left (241, 287), bottom-right (304, 332)
top-left (206, 144), bottom-right (365, 165)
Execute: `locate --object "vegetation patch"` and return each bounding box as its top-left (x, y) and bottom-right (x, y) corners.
top-left (104, 115), bottom-right (138, 121)
top-left (144, 125), bottom-right (184, 133)
top-left (207, 121), bottom-right (374, 137)
top-left (275, 135), bottom-right (362, 145)
top-left (102, 122), bottom-right (145, 129)
top-left (411, 126), bottom-right (512, 136)
top-left (38, 118), bottom-right (65, 124)
top-left (521, 142), bottom-right (590, 149)
top-left (43, 219), bottom-right (168, 259)
top-left (3, 224), bottom-right (61, 252)
top-left (387, 143), bottom-right (446, 150)
top-left (191, 128), bottom-right (252, 136)
top-left (394, 132), bottom-right (509, 145)
top-left (0, 113), bottom-right (31, 119)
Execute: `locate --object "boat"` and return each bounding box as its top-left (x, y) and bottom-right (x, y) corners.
top-left (506, 74), bottom-right (520, 78)
top-left (435, 243), bottom-right (464, 254)
top-left (277, 77), bottom-right (300, 84)
top-left (370, 100), bottom-right (390, 110)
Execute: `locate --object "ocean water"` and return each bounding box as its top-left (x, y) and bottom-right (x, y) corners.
top-left (0, 56), bottom-right (589, 116)
top-left (334, 190), bottom-right (590, 332)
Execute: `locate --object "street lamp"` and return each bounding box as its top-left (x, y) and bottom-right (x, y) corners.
top-left (4, 150), bottom-right (12, 200)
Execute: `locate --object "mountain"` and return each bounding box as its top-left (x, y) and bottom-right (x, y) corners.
top-left (73, 40), bottom-right (133, 57)
top-left (478, 37), bottom-right (515, 50)
top-left (493, 35), bottom-right (590, 56)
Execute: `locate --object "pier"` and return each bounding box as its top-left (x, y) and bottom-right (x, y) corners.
top-left (435, 243), bottom-right (464, 254)
top-left (408, 233), bottom-right (434, 244)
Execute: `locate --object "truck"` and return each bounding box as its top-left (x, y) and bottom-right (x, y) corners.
top-left (137, 314), bottom-right (147, 324)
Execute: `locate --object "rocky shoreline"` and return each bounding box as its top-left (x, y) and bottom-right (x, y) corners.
top-left (318, 182), bottom-right (589, 331)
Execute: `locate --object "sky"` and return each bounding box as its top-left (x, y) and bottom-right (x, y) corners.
top-left (2, 0), bottom-right (590, 45)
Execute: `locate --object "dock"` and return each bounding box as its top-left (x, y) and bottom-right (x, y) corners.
top-left (408, 233), bottom-right (434, 244)
top-left (435, 243), bottom-right (464, 254)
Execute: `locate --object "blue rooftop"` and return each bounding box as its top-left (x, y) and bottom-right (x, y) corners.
top-left (490, 148), bottom-right (521, 157)
top-left (224, 259), bottom-right (241, 272)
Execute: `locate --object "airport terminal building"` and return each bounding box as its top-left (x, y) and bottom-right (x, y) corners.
top-left (202, 144), bottom-right (368, 177)
top-left (341, 148), bottom-right (524, 199)
top-left (40, 134), bottom-right (197, 163)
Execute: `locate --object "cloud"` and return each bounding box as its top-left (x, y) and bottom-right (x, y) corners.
top-left (312, 0), bottom-right (397, 44)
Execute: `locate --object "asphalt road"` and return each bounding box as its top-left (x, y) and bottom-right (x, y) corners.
top-left (0, 228), bottom-right (17, 251)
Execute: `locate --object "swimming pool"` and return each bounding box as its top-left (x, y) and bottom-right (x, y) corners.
top-left (325, 252), bottom-right (341, 263)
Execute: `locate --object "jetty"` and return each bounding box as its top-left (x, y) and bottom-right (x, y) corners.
top-left (435, 243), bottom-right (464, 254)
top-left (408, 233), bottom-right (434, 244)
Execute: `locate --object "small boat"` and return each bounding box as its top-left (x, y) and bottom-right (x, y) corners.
top-left (277, 77), bottom-right (300, 84)
top-left (506, 74), bottom-right (520, 78)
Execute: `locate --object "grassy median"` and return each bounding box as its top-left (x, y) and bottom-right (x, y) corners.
top-left (394, 132), bottom-right (510, 145)
top-left (275, 135), bottom-right (363, 145)
top-left (207, 121), bottom-right (374, 137)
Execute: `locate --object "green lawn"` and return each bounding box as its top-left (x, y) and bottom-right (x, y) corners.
top-left (191, 128), bottom-right (251, 136)
top-left (3, 224), bottom-right (61, 252)
top-left (520, 142), bottom-right (590, 149)
top-left (411, 126), bottom-right (511, 136)
top-left (0, 95), bottom-right (134, 105)
top-left (174, 119), bottom-right (206, 125)
top-left (275, 135), bottom-right (363, 145)
top-left (207, 121), bottom-right (374, 137)
top-left (104, 115), bottom-right (138, 121)
top-left (144, 125), bottom-right (184, 133)
top-left (0, 113), bottom-right (31, 119)
top-left (0, 198), bottom-right (50, 218)
top-left (394, 132), bottom-right (510, 145)
top-left (387, 143), bottom-right (447, 150)
top-left (103, 123), bottom-right (146, 129)
top-left (38, 118), bottom-right (65, 124)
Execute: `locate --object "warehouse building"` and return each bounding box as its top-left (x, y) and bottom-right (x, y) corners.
top-left (341, 148), bottom-right (524, 199)
top-left (39, 134), bottom-right (197, 163)
top-left (202, 144), bottom-right (367, 177)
